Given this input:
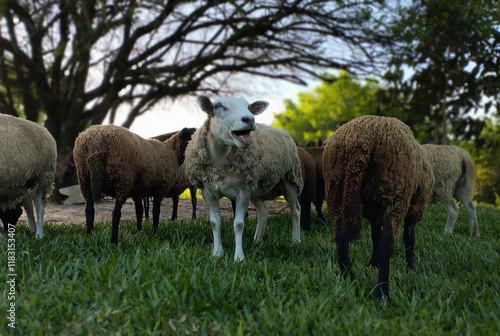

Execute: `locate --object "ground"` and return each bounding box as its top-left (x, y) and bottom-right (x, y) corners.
top-left (18, 197), bottom-right (292, 225)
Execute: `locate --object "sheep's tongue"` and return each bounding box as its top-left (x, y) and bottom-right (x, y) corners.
top-left (238, 134), bottom-right (253, 145)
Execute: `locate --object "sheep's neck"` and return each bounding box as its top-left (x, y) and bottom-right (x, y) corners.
top-left (207, 132), bottom-right (232, 165)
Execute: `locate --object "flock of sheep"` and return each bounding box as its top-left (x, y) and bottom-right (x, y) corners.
top-left (0, 95), bottom-right (480, 299)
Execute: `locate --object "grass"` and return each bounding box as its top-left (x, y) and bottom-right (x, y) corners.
top-left (1, 203), bottom-right (499, 335)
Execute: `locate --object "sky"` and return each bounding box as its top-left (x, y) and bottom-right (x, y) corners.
top-left (108, 79), bottom-right (315, 139)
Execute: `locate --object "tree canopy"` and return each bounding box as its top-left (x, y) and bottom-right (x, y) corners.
top-left (383, 0), bottom-right (500, 144)
top-left (271, 72), bottom-right (380, 145)
top-left (0, 0), bottom-right (388, 167)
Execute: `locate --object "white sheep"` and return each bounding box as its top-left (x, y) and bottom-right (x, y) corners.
top-left (73, 126), bottom-right (194, 245)
top-left (184, 95), bottom-right (304, 261)
top-left (0, 114), bottom-right (57, 238)
top-left (422, 144), bottom-right (479, 237)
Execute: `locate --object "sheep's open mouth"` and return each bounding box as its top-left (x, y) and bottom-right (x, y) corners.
top-left (232, 129), bottom-right (253, 145)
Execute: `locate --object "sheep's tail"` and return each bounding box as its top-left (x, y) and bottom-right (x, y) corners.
top-left (458, 149), bottom-right (476, 196)
top-left (341, 143), bottom-right (372, 241)
top-left (89, 153), bottom-right (104, 203)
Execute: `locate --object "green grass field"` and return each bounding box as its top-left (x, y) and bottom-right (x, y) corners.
top-left (1, 203), bottom-right (499, 335)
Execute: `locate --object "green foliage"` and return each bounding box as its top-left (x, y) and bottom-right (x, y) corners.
top-left (271, 72), bottom-right (432, 145)
top-left (384, 0), bottom-right (500, 143)
top-left (272, 72), bottom-right (379, 145)
top-left (1, 204), bottom-right (499, 334)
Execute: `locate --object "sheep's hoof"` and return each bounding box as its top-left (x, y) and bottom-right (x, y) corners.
top-left (470, 229), bottom-right (480, 238)
top-left (372, 287), bottom-right (389, 301)
top-left (212, 249), bottom-right (224, 258)
top-left (234, 254), bottom-right (245, 262)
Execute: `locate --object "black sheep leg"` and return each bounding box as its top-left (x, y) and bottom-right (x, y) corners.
top-left (111, 198), bottom-right (122, 245)
top-left (314, 199), bottom-right (326, 225)
top-left (189, 186), bottom-right (197, 219)
top-left (335, 227), bottom-right (354, 281)
top-left (133, 197), bottom-right (143, 231)
top-left (300, 198), bottom-right (312, 233)
top-left (403, 224), bottom-right (415, 271)
top-left (85, 196), bottom-right (95, 236)
top-left (152, 196), bottom-right (163, 233)
top-left (171, 195), bottom-right (179, 221)
top-left (368, 222), bottom-right (382, 267)
top-left (143, 197), bottom-right (150, 221)
top-left (373, 228), bottom-right (395, 299)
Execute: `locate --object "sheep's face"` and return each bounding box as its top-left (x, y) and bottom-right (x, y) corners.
top-left (197, 95), bottom-right (269, 149)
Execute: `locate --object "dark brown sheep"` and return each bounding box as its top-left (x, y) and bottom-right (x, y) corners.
top-left (296, 146), bottom-right (317, 233)
top-left (74, 125), bottom-right (194, 245)
top-left (304, 146), bottom-right (326, 225)
top-left (323, 115), bottom-right (434, 299)
top-left (144, 164), bottom-right (197, 221)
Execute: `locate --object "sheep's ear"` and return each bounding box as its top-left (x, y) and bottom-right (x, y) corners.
top-left (248, 100), bottom-right (269, 116)
top-left (197, 95), bottom-right (214, 116)
top-left (179, 127), bottom-right (195, 141)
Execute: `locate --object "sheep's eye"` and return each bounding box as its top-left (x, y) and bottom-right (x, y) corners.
top-left (214, 103), bottom-right (225, 110)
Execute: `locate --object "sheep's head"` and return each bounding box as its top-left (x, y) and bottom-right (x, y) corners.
top-left (197, 95), bottom-right (269, 149)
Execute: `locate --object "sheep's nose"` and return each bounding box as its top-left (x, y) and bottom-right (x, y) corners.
top-left (242, 116), bottom-right (254, 124)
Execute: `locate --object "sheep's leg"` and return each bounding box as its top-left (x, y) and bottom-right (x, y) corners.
top-left (403, 224), bottom-right (415, 271)
top-left (133, 197), bottom-right (143, 231)
top-left (252, 199), bottom-right (268, 242)
top-left (32, 192), bottom-right (46, 238)
top-left (283, 181), bottom-right (301, 243)
top-left (441, 196), bottom-right (459, 234)
top-left (152, 196), bottom-right (163, 233)
top-left (202, 189), bottom-right (224, 258)
top-left (21, 196), bottom-right (36, 235)
top-left (314, 198), bottom-right (326, 225)
top-left (143, 197), bottom-right (150, 221)
top-left (463, 200), bottom-right (479, 237)
top-left (85, 196), bottom-right (95, 236)
top-left (368, 222), bottom-right (382, 267)
top-left (373, 226), bottom-right (395, 300)
top-left (300, 196), bottom-right (312, 233)
top-left (111, 198), bottom-right (122, 245)
top-left (171, 195), bottom-right (179, 221)
top-left (456, 189), bottom-right (479, 237)
top-left (190, 186), bottom-right (197, 219)
top-left (315, 180), bottom-right (326, 225)
top-left (335, 226), bottom-right (354, 281)
top-left (233, 192), bottom-right (250, 261)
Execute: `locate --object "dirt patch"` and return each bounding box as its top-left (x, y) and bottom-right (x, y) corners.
top-left (18, 197), bottom-right (293, 225)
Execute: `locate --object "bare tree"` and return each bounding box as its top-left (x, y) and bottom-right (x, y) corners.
top-left (1, 0), bottom-right (387, 181)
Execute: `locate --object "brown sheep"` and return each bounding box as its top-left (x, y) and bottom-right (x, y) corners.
top-left (304, 146), bottom-right (326, 225)
top-left (74, 125), bottom-right (194, 245)
top-left (323, 115), bottom-right (434, 299)
top-left (296, 147), bottom-right (317, 232)
top-left (144, 164), bottom-right (197, 221)
top-left (422, 144), bottom-right (479, 237)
